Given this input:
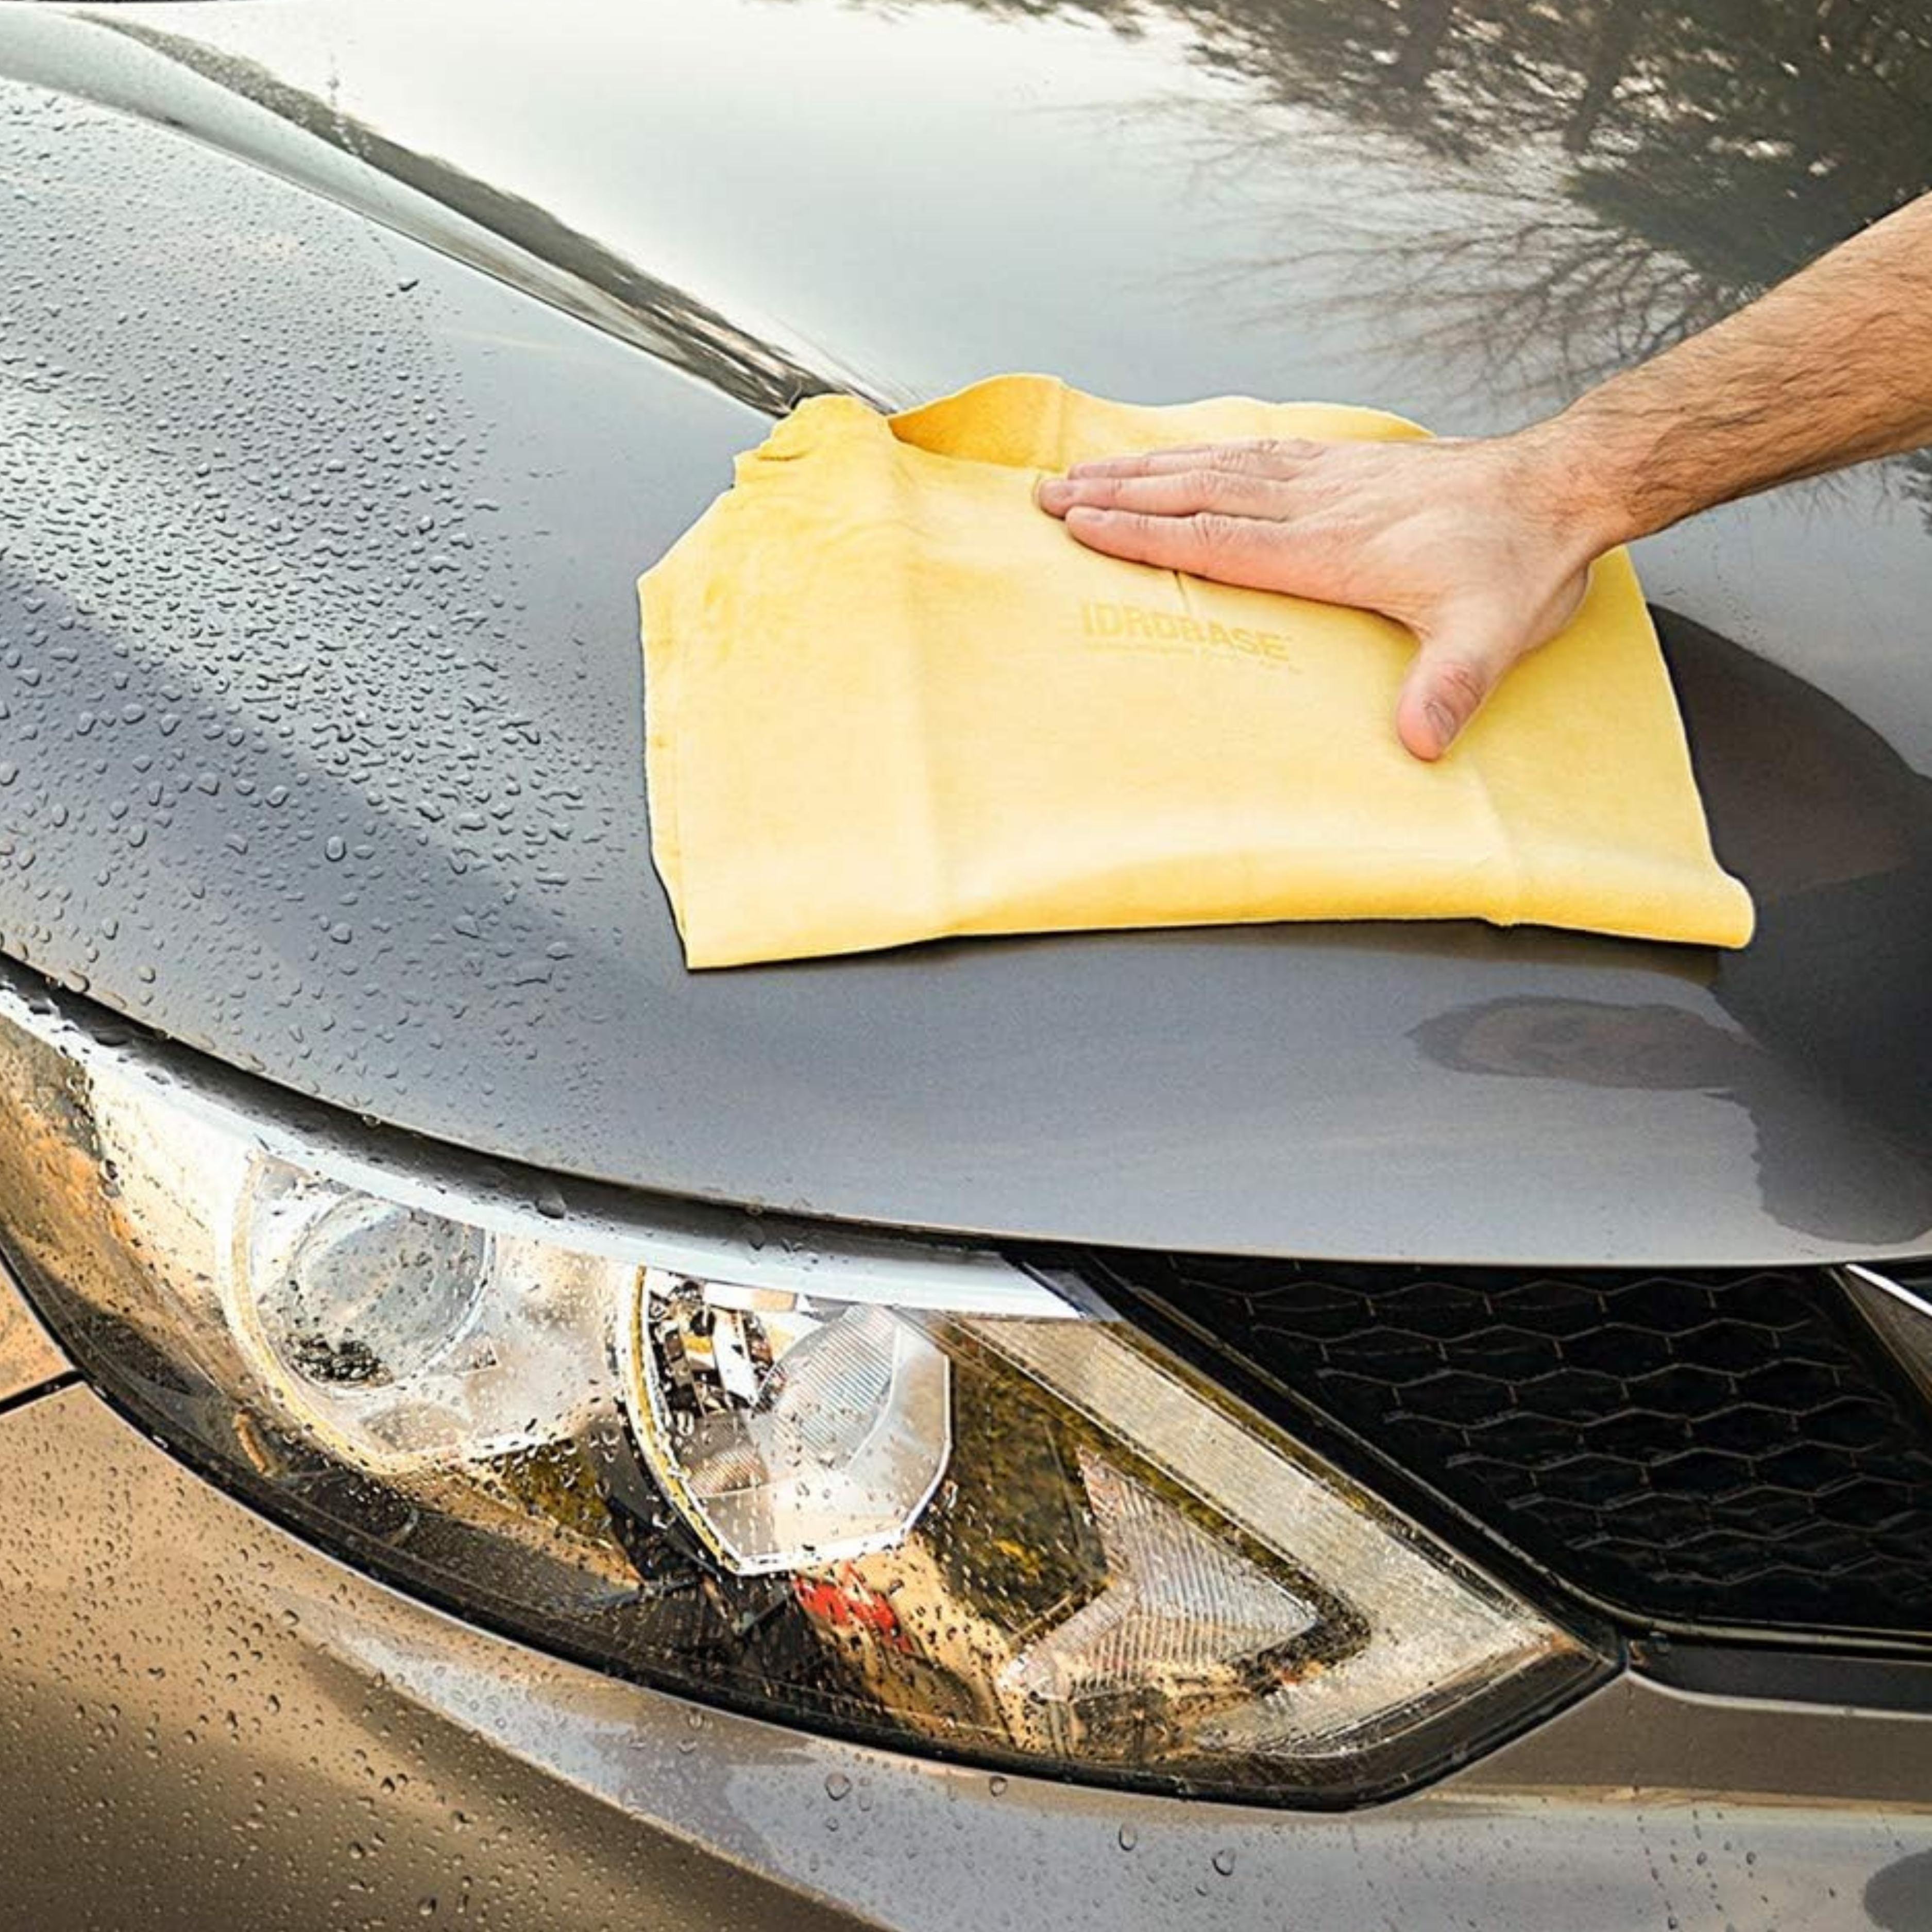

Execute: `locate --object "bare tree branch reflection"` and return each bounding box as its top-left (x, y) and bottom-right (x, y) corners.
top-left (795, 0), bottom-right (1932, 517)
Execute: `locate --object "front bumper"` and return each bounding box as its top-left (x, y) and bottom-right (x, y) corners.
top-left (4, 1374), bottom-right (1930, 1931)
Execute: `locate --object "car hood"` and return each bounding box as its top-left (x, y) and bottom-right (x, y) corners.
top-left (4, 0), bottom-right (1932, 1268)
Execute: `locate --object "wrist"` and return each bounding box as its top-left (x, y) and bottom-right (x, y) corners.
top-left (1498, 414), bottom-right (1646, 563)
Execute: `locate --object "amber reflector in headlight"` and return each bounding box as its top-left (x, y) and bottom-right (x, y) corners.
top-left (0, 967), bottom-right (1609, 1805)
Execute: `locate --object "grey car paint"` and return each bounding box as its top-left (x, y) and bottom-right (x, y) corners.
top-left (0, 1254), bottom-right (67, 1408)
top-left (6, 8), bottom-right (1932, 1923)
top-left (2, 0), bottom-right (1930, 1268)
top-left (6, 1362), bottom-right (1932, 1932)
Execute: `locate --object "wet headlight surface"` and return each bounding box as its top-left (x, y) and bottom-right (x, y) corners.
top-left (0, 963), bottom-right (1610, 1805)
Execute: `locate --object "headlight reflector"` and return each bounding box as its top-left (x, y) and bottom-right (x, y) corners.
top-left (628, 1270), bottom-right (953, 1574)
top-left (0, 967), bottom-right (1607, 1804)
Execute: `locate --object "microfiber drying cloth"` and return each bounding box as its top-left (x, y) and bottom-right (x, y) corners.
top-left (638, 374), bottom-right (1754, 969)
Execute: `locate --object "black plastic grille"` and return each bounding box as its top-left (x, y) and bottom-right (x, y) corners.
top-left (1083, 1257), bottom-right (1932, 1641)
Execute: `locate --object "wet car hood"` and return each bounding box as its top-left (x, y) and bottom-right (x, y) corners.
top-left (4, 0), bottom-right (1932, 1267)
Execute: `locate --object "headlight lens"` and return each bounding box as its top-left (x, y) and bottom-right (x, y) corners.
top-left (0, 967), bottom-right (1607, 1804)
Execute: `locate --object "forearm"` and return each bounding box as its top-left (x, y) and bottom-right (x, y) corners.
top-left (1514, 192), bottom-right (1932, 551)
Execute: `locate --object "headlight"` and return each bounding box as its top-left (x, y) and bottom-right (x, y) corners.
top-left (0, 964), bottom-right (1608, 1804)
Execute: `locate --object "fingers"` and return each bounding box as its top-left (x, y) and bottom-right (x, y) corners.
top-left (1055, 474), bottom-right (1363, 603)
top-left (1058, 505), bottom-right (1282, 583)
top-left (1037, 466), bottom-right (1286, 519)
top-left (1057, 437), bottom-right (1323, 482)
top-left (1061, 442), bottom-right (1220, 476)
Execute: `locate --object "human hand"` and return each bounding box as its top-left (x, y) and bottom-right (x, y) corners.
top-left (1036, 433), bottom-right (1614, 760)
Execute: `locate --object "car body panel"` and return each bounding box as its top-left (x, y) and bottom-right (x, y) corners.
top-left (5, 1380), bottom-right (1932, 1931)
top-left (0, 1256), bottom-right (67, 1408)
top-left (3, 1), bottom-right (1932, 1266)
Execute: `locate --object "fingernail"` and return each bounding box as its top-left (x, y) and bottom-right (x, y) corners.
top-left (1425, 701), bottom-right (1459, 752)
top-left (1035, 477), bottom-right (1069, 510)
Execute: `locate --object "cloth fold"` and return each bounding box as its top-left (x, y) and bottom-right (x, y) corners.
top-left (638, 374), bottom-right (1754, 969)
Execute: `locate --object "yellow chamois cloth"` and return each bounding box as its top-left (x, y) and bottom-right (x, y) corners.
top-left (639, 374), bottom-right (1754, 969)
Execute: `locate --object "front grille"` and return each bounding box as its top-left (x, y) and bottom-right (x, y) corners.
top-left (1081, 1256), bottom-right (1932, 1642)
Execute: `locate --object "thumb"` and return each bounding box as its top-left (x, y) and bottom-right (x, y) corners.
top-left (1395, 623), bottom-right (1510, 762)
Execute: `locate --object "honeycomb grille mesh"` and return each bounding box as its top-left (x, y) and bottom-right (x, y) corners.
top-left (1086, 1257), bottom-right (1932, 1639)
